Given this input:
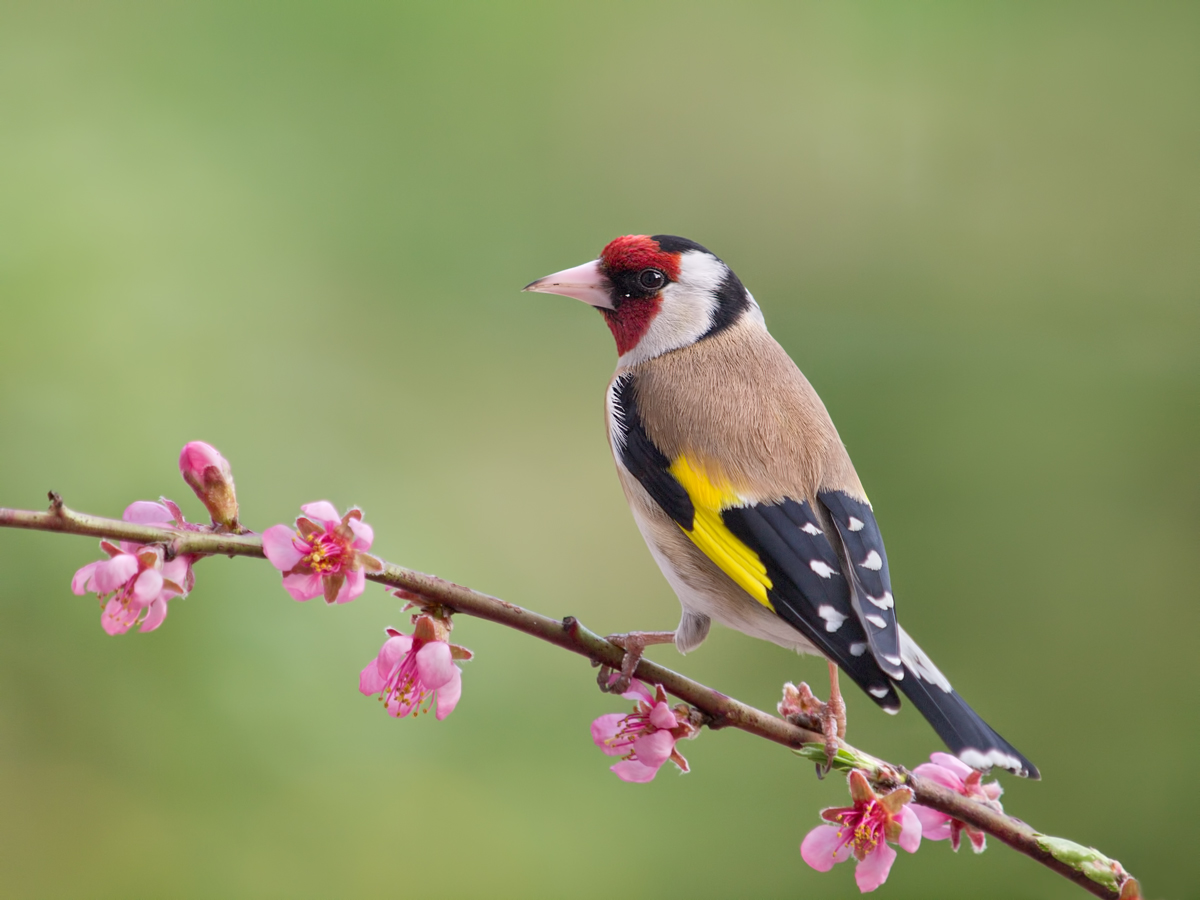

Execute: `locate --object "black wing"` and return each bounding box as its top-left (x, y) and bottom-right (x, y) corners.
top-left (610, 373), bottom-right (1040, 775)
top-left (610, 373), bottom-right (899, 710)
top-left (722, 500), bottom-right (901, 711)
top-left (818, 490), bottom-right (903, 679)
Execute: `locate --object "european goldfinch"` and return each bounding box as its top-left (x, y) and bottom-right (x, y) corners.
top-left (526, 234), bottom-right (1038, 779)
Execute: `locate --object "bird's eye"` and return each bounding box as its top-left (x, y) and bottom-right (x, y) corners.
top-left (637, 268), bottom-right (666, 291)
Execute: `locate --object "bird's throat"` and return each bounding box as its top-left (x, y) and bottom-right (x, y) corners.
top-left (601, 298), bottom-right (661, 357)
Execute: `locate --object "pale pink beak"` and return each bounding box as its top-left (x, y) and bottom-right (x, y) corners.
top-left (523, 259), bottom-right (614, 310)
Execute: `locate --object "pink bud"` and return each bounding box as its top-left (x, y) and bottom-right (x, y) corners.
top-left (179, 441), bottom-right (240, 530)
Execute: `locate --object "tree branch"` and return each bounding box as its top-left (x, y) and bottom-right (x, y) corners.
top-left (0, 496), bottom-right (1134, 899)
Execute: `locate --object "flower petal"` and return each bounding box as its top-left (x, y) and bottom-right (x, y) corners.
top-left (649, 701), bottom-right (677, 730)
top-left (359, 659), bottom-right (388, 695)
top-left (122, 500), bottom-right (175, 524)
top-left (632, 729), bottom-right (675, 768)
top-left (337, 568), bottom-right (365, 604)
top-left (162, 557), bottom-right (193, 594)
top-left (910, 805), bottom-right (952, 841)
top-left (896, 805), bottom-right (922, 854)
top-left (376, 634), bottom-right (413, 676)
top-left (139, 597), bottom-right (168, 632)
top-left (71, 561), bottom-right (101, 595)
top-left (913, 762), bottom-right (965, 792)
top-left (591, 714), bottom-right (630, 754)
top-left (281, 571), bottom-right (324, 601)
top-left (300, 501), bottom-right (341, 526)
top-left (929, 752), bottom-right (975, 781)
top-left (179, 441), bottom-right (226, 476)
top-left (262, 525), bottom-right (305, 572)
top-left (854, 841), bottom-right (897, 893)
top-left (415, 640), bottom-right (456, 689)
top-left (93, 554), bottom-right (139, 593)
top-left (434, 667), bottom-right (462, 720)
top-left (619, 678), bottom-right (654, 704)
top-left (800, 825), bottom-right (850, 873)
top-left (130, 569), bottom-right (164, 608)
top-left (347, 516), bottom-right (374, 550)
top-left (100, 598), bottom-right (135, 635)
top-left (611, 760), bottom-right (659, 783)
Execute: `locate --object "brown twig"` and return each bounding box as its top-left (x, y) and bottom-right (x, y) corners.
top-left (0, 498), bottom-right (1134, 899)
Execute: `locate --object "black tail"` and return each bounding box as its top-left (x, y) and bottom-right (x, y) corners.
top-left (896, 628), bottom-right (1039, 779)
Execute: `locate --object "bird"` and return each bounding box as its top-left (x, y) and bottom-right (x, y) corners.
top-left (524, 234), bottom-right (1038, 779)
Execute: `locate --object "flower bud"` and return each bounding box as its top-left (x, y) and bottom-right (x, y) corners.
top-left (178, 441), bottom-right (240, 530)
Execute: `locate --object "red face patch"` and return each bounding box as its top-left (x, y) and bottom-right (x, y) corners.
top-left (600, 302), bottom-right (657, 356)
top-left (599, 235), bottom-right (682, 281)
top-left (596, 235), bottom-right (681, 356)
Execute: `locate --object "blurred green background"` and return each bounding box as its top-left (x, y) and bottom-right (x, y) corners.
top-left (1, 2), bottom-right (1196, 897)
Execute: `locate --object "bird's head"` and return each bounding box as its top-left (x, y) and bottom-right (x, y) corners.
top-left (525, 234), bottom-right (760, 365)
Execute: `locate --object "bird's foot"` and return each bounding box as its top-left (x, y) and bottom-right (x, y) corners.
top-left (779, 663), bottom-right (847, 775)
top-left (597, 630), bottom-right (676, 694)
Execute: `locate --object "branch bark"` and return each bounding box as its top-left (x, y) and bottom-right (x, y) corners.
top-left (0, 497), bottom-right (1134, 899)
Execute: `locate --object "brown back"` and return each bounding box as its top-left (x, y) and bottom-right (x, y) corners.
top-left (628, 317), bottom-right (866, 504)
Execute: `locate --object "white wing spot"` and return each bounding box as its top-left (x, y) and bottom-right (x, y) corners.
top-left (809, 560), bottom-right (836, 579)
top-left (848, 517), bottom-right (864, 532)
top-left (860, 550), bottom-right (883, 571)
top-left (849, 642), bottom-right (867, 657)
top-left (882, 654), bottom-right (902, 667)
top-left (958, 748), bottom-right (1024, 775)
top-left (865, 614), bottom-right (888, 629)
top-left (801, 522), bottom-right (822, 535)
top-left (868, 686), bottom-right (890, 699)
top-left (818, 605), bottom-right (847, 632)
top-left (867, 591), bottom-right (894, 610)
top-left (899, 626), bottom-right (953, 693)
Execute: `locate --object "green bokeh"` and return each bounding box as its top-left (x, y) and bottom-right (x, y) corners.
top-left (1, 2), bottom-right (1196, 897)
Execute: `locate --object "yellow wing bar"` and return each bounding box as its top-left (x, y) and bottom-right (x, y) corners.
top-left (667, 456), bottom-right (774, 610)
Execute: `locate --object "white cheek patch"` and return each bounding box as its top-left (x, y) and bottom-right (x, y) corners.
top-left (617, 251), bottom-right (723, 367)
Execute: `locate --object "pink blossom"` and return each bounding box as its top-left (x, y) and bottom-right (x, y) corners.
top-left (71, 500), bottom-right (195, 635)
top-left (179, 440), bottom-right (240, 529)
top-left (358, 615), bottom-right (471, 720)
top-left (262, 502), bottom-right (382, 604)
top-left (800, 769), bottom-right (922, 893)
top-left (910, 752), bottom-right (1003, 853)
top-left (591, 679), bottom-right (698, 783)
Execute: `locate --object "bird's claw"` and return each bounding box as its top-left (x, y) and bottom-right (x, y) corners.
top-left (597, 631), bottom-right (675, 694)
top-left (785, 680), bottom-right (846, 776)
